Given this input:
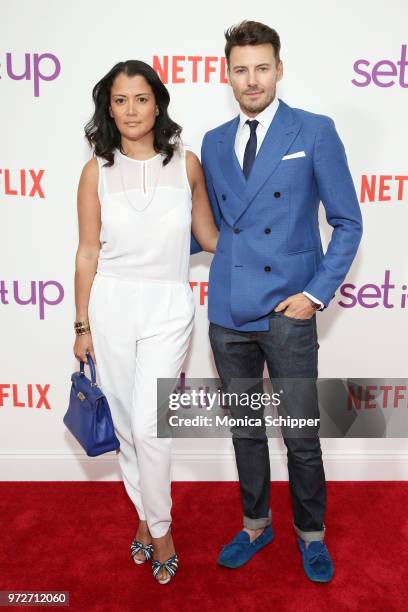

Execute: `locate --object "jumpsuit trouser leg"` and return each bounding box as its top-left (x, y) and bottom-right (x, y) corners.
top-left (88, 273), bottom-right (194, 538)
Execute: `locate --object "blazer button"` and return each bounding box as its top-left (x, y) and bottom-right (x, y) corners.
top-left (233, 228), bottom-right (241, 234)
top-left (274, 191), bottom-right (281, 198)
top-left (264, 266), bottom-right (271, 272)
top-left (221, 193), bottom-right (226, 200)
top-left (264, 228), bottom-right (271, 234)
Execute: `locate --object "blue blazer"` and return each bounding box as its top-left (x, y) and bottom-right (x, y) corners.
top-left (191, 98), bottom-right (363, 332)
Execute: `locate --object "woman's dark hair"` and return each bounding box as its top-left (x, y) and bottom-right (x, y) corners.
top-left (224, 20), bottom-right (281, 66)
top-left (84, 60), bottom-right (182, 167)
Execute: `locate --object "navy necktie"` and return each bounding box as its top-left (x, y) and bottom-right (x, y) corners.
top-left (242, 119), bottom-right (259, 179)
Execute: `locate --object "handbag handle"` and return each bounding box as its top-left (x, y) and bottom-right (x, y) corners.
top-left (80, 351), bottom-right (97, 384)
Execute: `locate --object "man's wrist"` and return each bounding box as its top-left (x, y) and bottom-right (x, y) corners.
top-left (304, 295), bottom-right (323, 311)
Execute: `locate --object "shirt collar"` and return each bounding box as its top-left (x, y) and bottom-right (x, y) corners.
top-left (238, 95), bottom-right (280, 132)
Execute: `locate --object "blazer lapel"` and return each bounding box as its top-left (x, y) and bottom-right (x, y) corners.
top-left (216, 116), bottom-right (247, 226)
top-left (215, 100), bottom-right (302, 226)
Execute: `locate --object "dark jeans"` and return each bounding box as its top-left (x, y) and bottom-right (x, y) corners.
top-left (209, 311), bottom-right (326, 543)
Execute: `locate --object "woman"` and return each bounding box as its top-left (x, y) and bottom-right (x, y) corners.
top-left (73, 60), bottom-right (218, 584)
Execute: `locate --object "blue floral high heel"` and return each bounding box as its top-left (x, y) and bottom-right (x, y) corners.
top-left (151, 553), bottom-right (179, 584)
top-left (130, 538), bottom-right (153, 565)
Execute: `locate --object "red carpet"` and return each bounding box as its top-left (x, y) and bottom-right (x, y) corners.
top-left (1, 482), bottom-right (407, 612)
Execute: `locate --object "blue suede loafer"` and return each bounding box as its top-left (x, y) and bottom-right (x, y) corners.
top-left (218, 525), bottom-right (274, 568)
top-left (297, 538), bottom-right (334, 582)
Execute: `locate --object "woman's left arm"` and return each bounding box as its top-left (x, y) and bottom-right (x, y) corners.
top-left (186, 150), bottom-right (219, 254)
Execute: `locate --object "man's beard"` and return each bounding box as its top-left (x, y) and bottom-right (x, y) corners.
top-left (240, 91), bottom-right (275, 116)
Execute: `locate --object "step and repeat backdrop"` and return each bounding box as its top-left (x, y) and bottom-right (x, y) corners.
top-left (1, 0), bottom-right (407, 480)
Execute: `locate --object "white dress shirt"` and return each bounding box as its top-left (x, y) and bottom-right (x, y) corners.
top-left (234, 96), bottom-right (324, 310)
top-left (235, 95), bottom-right (280, 167)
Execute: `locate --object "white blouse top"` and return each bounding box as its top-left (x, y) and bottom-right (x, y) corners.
top-left (95, 146), bottom-right (192, 283)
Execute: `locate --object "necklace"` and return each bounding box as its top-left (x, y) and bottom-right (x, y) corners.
top-left (117, 150), bottom-right (163, 212)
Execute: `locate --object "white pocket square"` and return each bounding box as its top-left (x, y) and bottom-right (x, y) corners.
top-left (282, 151), bottom-right (306, 160)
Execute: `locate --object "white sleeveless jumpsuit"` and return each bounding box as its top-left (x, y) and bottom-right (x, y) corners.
top-left (88, 146), bottom-right (195, 538)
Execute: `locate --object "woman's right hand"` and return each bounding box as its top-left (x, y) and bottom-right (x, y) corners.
top-left (74, 332), bottom-right (97, 365)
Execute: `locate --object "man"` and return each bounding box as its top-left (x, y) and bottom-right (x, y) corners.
top-left (192, 20), bottom-right (362, 582)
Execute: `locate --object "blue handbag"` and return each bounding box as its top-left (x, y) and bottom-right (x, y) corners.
top-left (63, 352), bottom-right (120, 457)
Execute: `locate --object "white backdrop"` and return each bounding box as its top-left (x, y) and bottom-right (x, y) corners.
top-left (1, 0), bottom-right (407, 481)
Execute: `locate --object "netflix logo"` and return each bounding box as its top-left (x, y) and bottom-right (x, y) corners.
top-left (0, 168), bottom-right (45, 198)
top-left (360, 174), bottom-right (408, 203)
top-left (0, 384), bottom-right (51, 409)
top-left (189, 281), bottom-right (208, 304)
top-left (348, 384), bottom-right (407, 410)
top-left (152, 55), bottom-right (228, 84)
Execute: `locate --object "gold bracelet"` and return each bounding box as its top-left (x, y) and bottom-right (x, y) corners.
top-left (74, 319), bottom-right (90, 336)
top-left (76, 329), bottom-right (90, 336)
top-left (75, 326), bottom-right (90, 336)
top-left (74, 319), bottom-right (89, 328)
